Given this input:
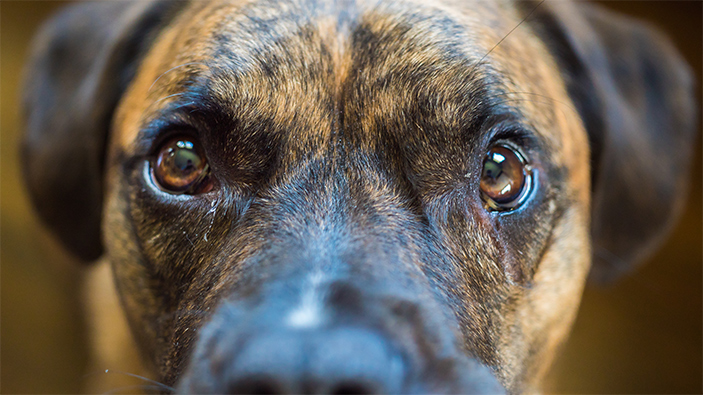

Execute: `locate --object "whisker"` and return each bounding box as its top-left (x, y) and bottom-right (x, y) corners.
top-left (183, 231), bottom-right (195, 247)
top-left (594, 247), bottom-right (629, 272)
top-left (148, 61), bottom-right (208, 92)
top-left (154, 92), bottom-right (185, 104)
top-left (488, 91), bottom-right (579, 116)
top-left (156, 308), bottom-right (209, 326)
top-left (102, 384), bottom-right (172, 394)
top-left (474, 0), bottom-right (546, 68)
top-left (95, 369), bottom-right (176, 392)
top-left (490, 98), bottom-right (577, 116)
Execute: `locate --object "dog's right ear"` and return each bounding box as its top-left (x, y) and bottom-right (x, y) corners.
top-left (22, 1), bottom-right (185, 262)
top-left (524, 2), bottom-right (697, 282)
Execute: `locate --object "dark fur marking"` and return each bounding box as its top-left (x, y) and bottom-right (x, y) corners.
top-left (20, 0), bottom-right (696, 392)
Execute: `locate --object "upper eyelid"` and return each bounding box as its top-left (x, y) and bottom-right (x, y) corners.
top-left (137, 98), bottom-right (539, 154)
top-left (135, 90), bottom-right (235, 153)
top-left (134, 110), bottom-right (208, 156)
top-left (484, 119), bottom-right (534, 144)
top-left (473, 119), bottom-right (540, 164)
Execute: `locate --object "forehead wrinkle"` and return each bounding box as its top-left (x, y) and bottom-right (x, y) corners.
top-left (343, 4), bottom-right (508, 151)
top-left (195, 1), bottom-right (360, 170)
top-left (120, 0), bottom-right (583, 178)
top-left (159, 0), bottom-right (512, 152)
top-left (122, 0), bottom-right (357, 170)
top-left (114, 2), bottom-right (243, 149)
top-left (144, 2), bottom-right (237, 96)
top-left (484, 13), bottom-right (586, 170)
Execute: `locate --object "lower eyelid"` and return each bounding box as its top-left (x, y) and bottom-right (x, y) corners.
top-left (143, 162), bottom-right (195, 201)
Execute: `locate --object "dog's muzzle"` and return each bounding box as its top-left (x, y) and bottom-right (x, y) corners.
top-left (173, 163), bottom-right (504, 394)
top-left (176, 268), bottom-right (503, 394)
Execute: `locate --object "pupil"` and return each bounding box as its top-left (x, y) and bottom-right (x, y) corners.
top-left (484, 160), bottom-right (503, 181)
top-left (153, 136), bottom-right (210, 194)
top-left (173, 146), bottom-right (200, 173)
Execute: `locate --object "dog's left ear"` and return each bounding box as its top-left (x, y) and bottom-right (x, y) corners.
top-left (526, 2), bottom-right (698, 282)
top-left (22, 1), bottom-right (185, 262)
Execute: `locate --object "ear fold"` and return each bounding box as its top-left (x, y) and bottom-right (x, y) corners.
top-left (528, 2), bottom-right (697, 282)
top-left (22, 1), bottom-right (185, 262)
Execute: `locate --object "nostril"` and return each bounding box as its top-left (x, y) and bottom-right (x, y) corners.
top-left (228, 377), bottom-right (282, 395)
top-left (389, 299), bottom-right (420, 324)
top-left (330, 381), bottom-right (376, 395)
top-left (219, 327), bottom-right (404, 394)
top-left (326, 281), bottom-right (363, 313)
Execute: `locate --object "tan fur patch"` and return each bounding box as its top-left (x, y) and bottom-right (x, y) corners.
top-left (106, 0), bottom-right (593, 390)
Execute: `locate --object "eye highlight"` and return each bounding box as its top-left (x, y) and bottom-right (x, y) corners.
top-left (152, 136), bottom-right (213, 194)
top-left (480, 144), bottom-right (533, 211)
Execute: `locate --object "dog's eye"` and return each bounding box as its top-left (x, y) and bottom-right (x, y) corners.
top-left (480, 144), bottom-right (532, 211)
top-left (152, 137), bottom-right (212, 194)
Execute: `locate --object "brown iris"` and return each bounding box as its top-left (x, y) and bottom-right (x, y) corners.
top-left (480, 145), bottom-right (530, 210)
top-left (153, 137), bottom-right (211, 194)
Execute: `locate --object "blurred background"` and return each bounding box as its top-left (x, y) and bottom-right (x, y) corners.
top-left (1, 1), bottom-right (700, 393)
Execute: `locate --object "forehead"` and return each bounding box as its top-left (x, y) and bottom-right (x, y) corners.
top-left (116, 0), bottom-right (582, 167)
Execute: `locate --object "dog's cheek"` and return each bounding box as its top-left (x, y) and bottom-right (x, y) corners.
top-left (487, 138), bottom-right (591, 391)
top-left (102, 166), bottom-right (164, 373)
top-left (421, 158), bottom-right (580, 389)
top-left (421, 197), bottom-right (512, 369)
top-left (101, 150), bottom-right (231, 374)
top-left (497, 204), bottom-right (591, 392)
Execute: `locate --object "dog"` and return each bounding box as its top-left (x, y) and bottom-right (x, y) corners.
top-left (21, 0), bottom-right (696, 393)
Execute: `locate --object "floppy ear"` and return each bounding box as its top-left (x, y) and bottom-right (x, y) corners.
top-left (22, 1), bottom-right (185, 262)
top-left (527, 2), bottom-right (697, 282)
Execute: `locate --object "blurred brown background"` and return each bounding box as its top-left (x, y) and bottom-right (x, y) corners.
top-left (1, 1), bottom-right (701, 393)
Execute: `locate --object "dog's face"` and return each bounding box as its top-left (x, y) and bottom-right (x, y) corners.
top-left (22, 0), bottom-right (696, 393)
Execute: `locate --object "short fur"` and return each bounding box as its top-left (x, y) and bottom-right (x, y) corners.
top-left (22, 0), bottom-right (696, 393)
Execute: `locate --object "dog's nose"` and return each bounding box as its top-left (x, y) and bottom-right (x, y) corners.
top-left (223, 327), bottom-right (404, 394)
top-left (178, 276), bottom-right (505, 394)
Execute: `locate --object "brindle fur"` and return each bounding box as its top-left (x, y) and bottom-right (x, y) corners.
top-left (22, 0), bottom-right (695, 393)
